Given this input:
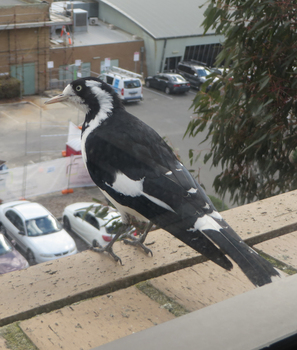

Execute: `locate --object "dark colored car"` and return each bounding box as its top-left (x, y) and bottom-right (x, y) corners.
top-left (0, 233), bottom-right (29, 274)
top-left (145, 73), bottom-right (190, 94)
top-left (176, 60), bottom-right (210, 89)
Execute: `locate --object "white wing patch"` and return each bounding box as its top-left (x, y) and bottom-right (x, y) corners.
top-left (105, 172), bottom-right (175, 213)
top-left (209, 210), bottom-right (223, 220)
top-left (188, 214), bottom-right (222, 233)
top-left (101, 190), bottom-right (149, 224)
top-left (108, 172), bottom-right (144, 197)
top-left (142, 193), bottom-right (175, 212)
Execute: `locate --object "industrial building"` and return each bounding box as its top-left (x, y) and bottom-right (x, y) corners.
top-left (0, 0), bottom-right (223, 95)
top-left (0, 0), bottom-right (146, 95)
top-left (98, 0), bottom-right (224, 75)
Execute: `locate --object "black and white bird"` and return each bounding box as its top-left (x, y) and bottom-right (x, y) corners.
top-left (45, 77), bottom-right (280, 287)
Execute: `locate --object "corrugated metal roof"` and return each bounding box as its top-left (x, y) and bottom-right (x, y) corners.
top-left (100, 0), bottom-right (208, 39)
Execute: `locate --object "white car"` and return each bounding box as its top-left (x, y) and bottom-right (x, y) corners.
top-left (0, 201), bottom-right (77, 265)
top-left (99, 67), bottom-right (143, 103)
top-left (62, 202), bottom-right (136, 248)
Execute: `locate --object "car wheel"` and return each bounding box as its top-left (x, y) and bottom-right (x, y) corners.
top-left (165, 86), bottom-right (171, 94)
top-left (63, 216), bottom-right (71, 231)
top-left (27, 249), bottom-right (36, 265)
top-left (92, 239), bottom-right (100, 248)
top-left (0, 223), bottom-right (8, 237)
top-left (145, 81), bottom-right (150, 88)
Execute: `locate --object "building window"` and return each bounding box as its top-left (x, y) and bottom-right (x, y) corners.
top-left (164, 56), bottom-right (182, 72)
top-left (184, 44), bottom-right (222, 67)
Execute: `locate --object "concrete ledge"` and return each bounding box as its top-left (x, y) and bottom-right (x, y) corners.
top-left (1, 190), bottom-right (297, 327)
top-left (94, 273), bottom-right (297, 350)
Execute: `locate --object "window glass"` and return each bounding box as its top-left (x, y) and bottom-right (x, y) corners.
top-left (106, 76), bottom-right (114, 85)
top-left (85, 214), bottom-right (100, 229)
top-left (14, 215), bottom-right (25, 232)
top-left (26, 215), bottom-right (61, 236)
top-left (196, 68), bottom-right (207, 77)
top-left (171, 75), bottom-right (186, 82)
top-left (0, 234), bottom-right (12, 256)
top-left (124, 80), bottom-right (141, 88)
top-left (5, 210), bottom-right (16, 224)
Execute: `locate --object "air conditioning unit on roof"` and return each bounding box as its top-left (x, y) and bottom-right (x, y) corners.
top-left (89, 17), bottom-right (99, 26)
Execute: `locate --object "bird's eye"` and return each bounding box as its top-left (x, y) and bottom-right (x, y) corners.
top-left (76, 85), bottom-right (82, 92)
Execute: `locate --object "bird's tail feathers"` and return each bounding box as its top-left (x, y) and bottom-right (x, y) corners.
top-left (185, 231), bottom-right (233, 271)
top-left (202, 227), bottom-right (280, 287)
top-left (164, 221), bottom-right (233, 271)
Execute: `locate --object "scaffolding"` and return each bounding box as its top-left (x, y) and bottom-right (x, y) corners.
top-left (0, 2), bottom-right (73, 95)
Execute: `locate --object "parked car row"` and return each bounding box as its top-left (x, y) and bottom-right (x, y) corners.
top-left (0, 200), bottom-right (135, 274)
top-left (144, 60), bottom-right (223, 95)
top-left (145, 73), bottom-right (190, 94)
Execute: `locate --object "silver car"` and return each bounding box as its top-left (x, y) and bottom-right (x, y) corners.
top-left (0, 201), bottom-right (77, 265)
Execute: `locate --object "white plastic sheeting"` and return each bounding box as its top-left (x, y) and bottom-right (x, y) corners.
top-left (0, 155), bottom-right (94, 203)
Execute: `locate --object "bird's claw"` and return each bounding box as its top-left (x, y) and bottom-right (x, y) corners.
top-left (123, 237), bottom-right (153, 257)
top-left (91, 245), bottom-right (123, 265)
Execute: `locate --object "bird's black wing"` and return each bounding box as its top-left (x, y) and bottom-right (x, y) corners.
top-left (84, 109), bottom-right (279, 286)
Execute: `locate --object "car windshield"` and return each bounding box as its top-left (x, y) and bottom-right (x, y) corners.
top-left (25, 215), bottom-right (62, 236)
top-left (124, 80), bottom-right (141, 88)
top-left (196, 68), bottom-right (208, 77)
top-left (0, 235), bottom-right (12, 255)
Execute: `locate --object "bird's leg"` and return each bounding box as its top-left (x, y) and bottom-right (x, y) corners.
top-left (123, 221), bottom-right (154, 256)
top-left (91, 231), bottom-right (123, 265)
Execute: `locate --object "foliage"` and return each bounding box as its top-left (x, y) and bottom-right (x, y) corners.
top-left (185, 0), bottom-right (297, 205)
top-left (0, 76), bottom-right (21, 99)
top-left (208, 195), bottom-right (228, 212)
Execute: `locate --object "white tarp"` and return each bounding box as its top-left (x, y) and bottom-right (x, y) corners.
top-left (0, 155), bottom-right (94, 203)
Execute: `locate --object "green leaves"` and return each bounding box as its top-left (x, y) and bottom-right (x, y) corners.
top-left (186, 0), bottom-right (297, 205)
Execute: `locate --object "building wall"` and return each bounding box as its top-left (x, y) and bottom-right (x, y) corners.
top-left (49, 40), bottom-right (147, 85)
top-left (0, 3), bottom-right (50, 94)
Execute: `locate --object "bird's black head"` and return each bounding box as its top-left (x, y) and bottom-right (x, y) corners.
top-left (45, 77), bottom-right (123, 115)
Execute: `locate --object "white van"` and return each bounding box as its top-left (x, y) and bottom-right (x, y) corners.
top-left (99, 67), bottom-right (143, 103)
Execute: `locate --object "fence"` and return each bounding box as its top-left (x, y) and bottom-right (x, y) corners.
top-left (48, 65), bottom-right (98, 90)
top-left (0, 155), bottom-right (94, 203)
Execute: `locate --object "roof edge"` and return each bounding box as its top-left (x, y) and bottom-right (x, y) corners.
top-left (100, 0), bottom-right (158, 39)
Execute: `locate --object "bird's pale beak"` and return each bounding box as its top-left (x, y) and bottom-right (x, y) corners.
top-left (45, 84), bottom-right (73, 105)
top-left (44, 93), bottom-right (69, 105)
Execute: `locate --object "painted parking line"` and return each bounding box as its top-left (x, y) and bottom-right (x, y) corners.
top-left (0, 111), bottom-right (20, 124)
top-left (143, 87), bottom-right (173, 100)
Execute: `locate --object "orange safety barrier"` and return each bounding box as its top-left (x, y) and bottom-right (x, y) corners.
top-left (61, 189), bottom-right (74, 195)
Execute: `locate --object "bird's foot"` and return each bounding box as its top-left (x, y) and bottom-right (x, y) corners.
top-left (91, 242), bottom-right (123, 265)
top-left (123, 235), bottom-right (153, 256)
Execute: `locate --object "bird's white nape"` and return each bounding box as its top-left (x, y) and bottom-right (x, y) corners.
top-left (85, 80), bottom-right (113, 120)
top-left (81, 80), bottom-right (114, 165)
